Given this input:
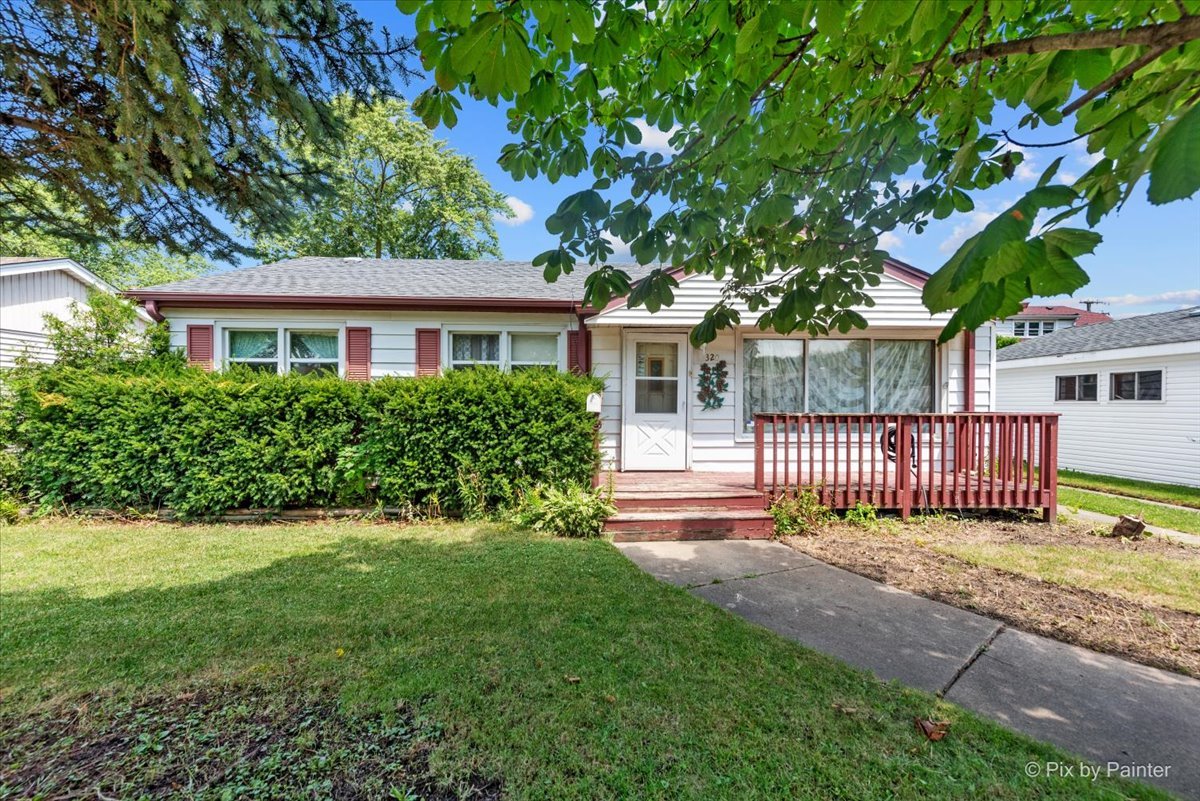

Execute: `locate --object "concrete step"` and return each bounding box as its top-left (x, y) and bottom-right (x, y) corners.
top-left (606, 509), bottom-right (775, 542)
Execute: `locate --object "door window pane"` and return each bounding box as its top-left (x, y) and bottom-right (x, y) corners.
top-left (742, 339), bottom-right (804, 432)
top-left (872, 340), bottom-right (932, 412)
top-left (634, 342), bottom-right (679, 414)
top-left (511, 333), bottom-right (558, 368)
top-left (808, 340), bottom-right (869, 412)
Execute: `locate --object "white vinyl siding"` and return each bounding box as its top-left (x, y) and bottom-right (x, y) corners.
top-left (997, 346), bottom-right (1200, 487)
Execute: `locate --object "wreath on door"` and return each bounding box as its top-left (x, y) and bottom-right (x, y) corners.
top-left (698, 360), bottom-right (729, 410)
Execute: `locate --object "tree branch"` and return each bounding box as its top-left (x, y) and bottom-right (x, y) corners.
top-left (1061, 44), bottom-right (1171, 115)
top-left (914, 14), bottom-right (1200, 73)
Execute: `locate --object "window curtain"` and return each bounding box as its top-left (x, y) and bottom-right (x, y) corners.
top-left (872, 340), bottom-right (933, 412)
top-left (228, 330), bottom-right (277, 359)
top-left (290, 332), bottom-right (338, 360)
top-left (743, 339), bottom-right (804, 430)
top-left (808, 340), bottom-right (868, 412)
top-left (453, 334), bottom-right (500, 362)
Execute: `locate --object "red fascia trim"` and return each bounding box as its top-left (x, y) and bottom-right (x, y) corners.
top-left (123, 292), bottom-right (582, 315)
top-left (963, 329), bottom-right (976, 412)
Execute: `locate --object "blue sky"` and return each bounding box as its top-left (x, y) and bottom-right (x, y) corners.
top-left (341, 2), bottom-right (1200, 318)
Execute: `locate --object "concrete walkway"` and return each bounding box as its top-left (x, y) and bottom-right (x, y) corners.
top-left (617, 540), bottom-right (1200, 798)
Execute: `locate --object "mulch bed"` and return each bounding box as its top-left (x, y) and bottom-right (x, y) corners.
top-left (0, 678), bottom-right (501, 800)
top-left (783, 517), bottom-right (1200, 678)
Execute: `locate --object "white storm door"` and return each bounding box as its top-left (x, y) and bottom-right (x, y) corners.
top-left (623, 335), bottom-right (687, 470)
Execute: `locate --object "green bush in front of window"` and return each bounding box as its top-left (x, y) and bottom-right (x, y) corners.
top-left (5, 366), bottom-right (602, 519)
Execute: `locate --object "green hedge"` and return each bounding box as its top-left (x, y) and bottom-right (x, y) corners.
top-left (6, 367), bottom-right (601, 519)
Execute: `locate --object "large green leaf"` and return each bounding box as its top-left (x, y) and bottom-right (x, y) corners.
top-left (1148, 103), bottom-right (1200, 205)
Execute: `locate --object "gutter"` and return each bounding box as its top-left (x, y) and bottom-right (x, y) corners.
top-left (122, 291), bottom-right (590, 316)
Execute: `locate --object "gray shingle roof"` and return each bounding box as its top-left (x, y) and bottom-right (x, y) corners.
top-left (997, 306), bottom-right (1200, 361)
top-left (131, 257), bottom-right (658, 302)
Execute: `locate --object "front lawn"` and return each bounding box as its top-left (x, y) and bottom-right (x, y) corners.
top-left (1059, 469), bottom-right (1200, 510)
top-left (785, 516), bottom-right (1200, 678)
top-left (1059, 486), bottom-right (1200, 535)
top-left (0, 520), bottom-right (1164, 800)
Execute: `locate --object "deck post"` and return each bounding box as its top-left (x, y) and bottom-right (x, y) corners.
top-left (1042, 416), bottom-right (1059, 522)
top-left (897, 416), bottom-right (912, 520)
top-left (754, 415), bottom-right (765, 493)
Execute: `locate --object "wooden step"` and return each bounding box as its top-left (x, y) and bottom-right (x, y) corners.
top-left (613, 492), bottom-right (767, 512)
top-left (605, 509), bottom-right (775, 542)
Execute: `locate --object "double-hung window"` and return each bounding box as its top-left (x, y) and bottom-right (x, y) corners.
top-left (226, 327), bottom-right (340, 375)
top-left (1110, 370), bottom-right (1163, 401)
top-left (509, 333), bottom-right (559, 370)
top-left (227, 330), bottom-right (280, 373)
top-left (450, 333), bottom-right (501, 369)
top-left (1055, 373), bottom-right (1098, 401)
top-left (449, 330), bottom-right (560, 371)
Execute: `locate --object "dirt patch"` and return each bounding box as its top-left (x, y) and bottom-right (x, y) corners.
top-left (0, 678), bottom-right (501, 800)
top-left (783, 517), bottom-right (1200, 678)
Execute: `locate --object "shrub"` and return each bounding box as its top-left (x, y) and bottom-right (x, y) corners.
top-left (509, 483), bottom-right (616, 538)
top-left (6, 366), bottom-right (601, 519)
top-left (769, 489), bottom-right (833, 537)
top-left (0, 497), bottom-right (18, 525)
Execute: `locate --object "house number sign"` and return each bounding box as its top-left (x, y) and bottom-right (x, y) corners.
top-left (697, 353), bottom-right (729, 410)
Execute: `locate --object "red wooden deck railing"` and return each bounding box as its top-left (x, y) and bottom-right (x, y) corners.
top-left (753, 413), bottom-right (1059, 520)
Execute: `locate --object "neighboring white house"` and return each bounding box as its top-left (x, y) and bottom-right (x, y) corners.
top-left (0, 256), bottom-right (149, 367)
top-left (127, 257), bottom-right (996, 475)
top-left (996, 302), bottom-right (1112, 339)
top-left (996, 307), bottom-right (1200, 487)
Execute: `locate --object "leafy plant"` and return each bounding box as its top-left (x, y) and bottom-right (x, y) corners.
top-left (769, 489), bottom-right (834, 538)
top-left (845, 501), bottom-right (880, 529)
top-left (0, 497), bottom-right (19, 525)
top-left (996, 335), bottom-right (1021, 349)
top-left (37, 291), bottom-right (161, 370)
top-left (509, 483), bottom-right (616, 538)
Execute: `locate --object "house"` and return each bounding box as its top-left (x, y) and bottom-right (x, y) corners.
top-left (0, 256), bottom-right (150, 367)
top-left (996, 307), bottom-right (1200, 487)
top-left (997, 302), bottom-right (1112, 339)
top-left (128, 257), bottom-right (1058, 522)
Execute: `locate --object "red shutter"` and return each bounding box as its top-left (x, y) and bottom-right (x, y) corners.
top-left (187, 325), bottom-right (214, 371)
top-left (346, 327), bottom-right (371, 381)
top-left (415, 328), bottom-right (440, 376)
top-left (567, 329), bottom-right (590, 374)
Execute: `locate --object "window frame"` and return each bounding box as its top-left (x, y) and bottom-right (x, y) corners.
top-left (1109, 368), bottom-right (1166, 402)
top-left (443, 325), bottom-right (566, 372)
top-left (448, 331), bottom-right (503, 370)
top-left (1054, 373), bottom-right (1098, 402)
top-left (219, 324), bottom-right (343, 376)
top-left (735, 334), bottom-right (938, 437)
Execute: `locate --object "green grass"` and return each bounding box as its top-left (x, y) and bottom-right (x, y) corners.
top-left (1058, 470), bottom-right (1200, 510)
top-left (0, 520), bottom-right (1168, 800)
top-left (1059, 487), bottom-right (1200, 535)
top-left (932, 541), bottom-right (1200, 615)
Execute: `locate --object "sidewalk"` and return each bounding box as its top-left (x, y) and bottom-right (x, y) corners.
top-left (617, 540), bottom-right (1200, 798)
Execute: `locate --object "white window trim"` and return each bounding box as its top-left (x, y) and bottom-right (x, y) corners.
top-left (443, 325), bottom-right (565, 372)
top-left (1107, 366), bottom-right (1167, 403)
top-left (1053, 372), bottom-right (1099, 402)
top-left (218, 323), bottom-right (344, 377)
top-left (733, 331), bottom-right (939, 440)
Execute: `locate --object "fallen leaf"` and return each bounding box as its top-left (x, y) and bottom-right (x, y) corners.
top-left (564, 675), bottom-right (581, 684)
top-left (915, 718), bottom-right (951, 741)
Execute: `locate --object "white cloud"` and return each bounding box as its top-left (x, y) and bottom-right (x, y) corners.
top-left (1071, 138), bottom-right (1103, 167)
top-left (1058, 170), bottom-right (1079, 185)
top-left (938, 205), bottom-right (1002, 254)
top-left (601, 230), bottom-right (632, 259)
top-left (1098, 289), bottom-right (1200, 307)
top-left (877, 231), bottom-right (904, 252)
top-left (498, 196), bottom-right (534, 226)
top-left (631, 118), bottom-right (680, 153)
